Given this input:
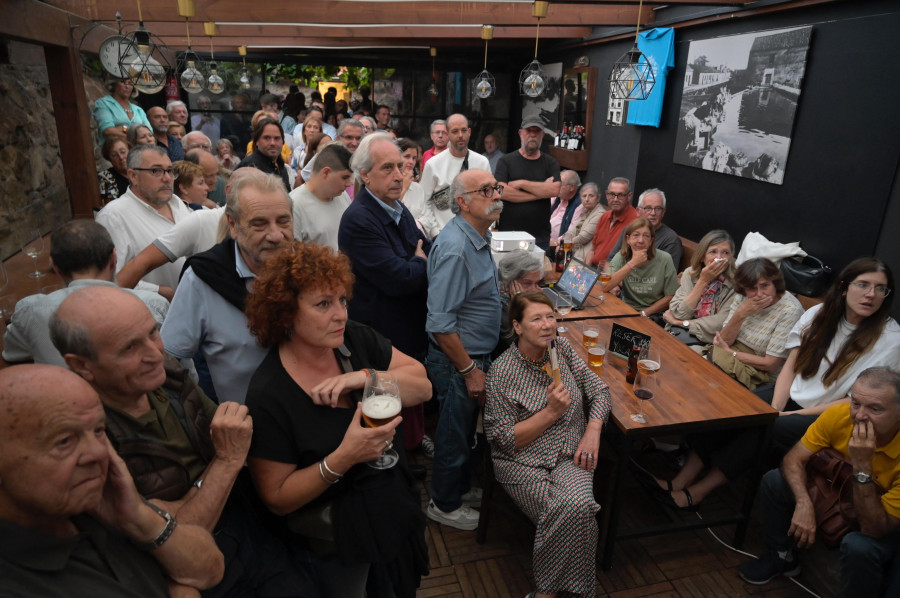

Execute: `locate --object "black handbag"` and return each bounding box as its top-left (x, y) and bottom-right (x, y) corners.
top-left (780, 255), bottom-right (832, 297)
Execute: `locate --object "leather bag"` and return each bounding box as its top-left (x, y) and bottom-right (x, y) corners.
top-left (804, 448), bottom-right (859, 548)
top-left (781, 255), bottom-right (832, 297)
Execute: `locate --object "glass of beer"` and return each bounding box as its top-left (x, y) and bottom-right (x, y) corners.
top-left (597, 270), bottom-right (612, 302)
top-left (583, 325), bottom-right (600, 348)
top-left (362, 371), bottom-right (402, 469)
top-left (631, 344), bottom-right (660, 424)
top-left (588, 346), bottom-right (606, 374)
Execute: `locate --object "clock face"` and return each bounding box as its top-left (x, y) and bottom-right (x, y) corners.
top-left (99, 35), bottom-right (139, 79)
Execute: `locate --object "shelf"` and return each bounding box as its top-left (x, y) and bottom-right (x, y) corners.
top-left (549, 146), bottom-right (589, 171)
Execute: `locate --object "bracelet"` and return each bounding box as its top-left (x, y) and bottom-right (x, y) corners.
top-left (457, 360), bottom-right (477, 376)
top-left (732, 350), bottom-right (738, 358)
top-left (627, 261), bottom-right (635, 269)
top-left (322, 456), bottom-right (344, 480)
top-left (641, 310), bottom-right (647, 317)
top-left (318, 461), bottom-right (340, 485)
top-left (359, 368), bottom-right (375, 378)
top-left (134, 498), bottom-right (178, 551)
top-left (192, 478), bottom-right (204, 489)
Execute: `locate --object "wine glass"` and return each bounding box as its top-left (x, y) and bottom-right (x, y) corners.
top-left (555, 288), bottom-right (573, 333)
top-left (21, 229), bottom-right (46, 278)
top-left (631, 344), bottom-right (661, 424)
top-left (597, 270), bottom-right (612, 302)
top-left (361, 371), bottom-right (402, 469)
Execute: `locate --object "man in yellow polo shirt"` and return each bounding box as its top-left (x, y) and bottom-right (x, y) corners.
top-left (738, 367), bottom-right (900, 596)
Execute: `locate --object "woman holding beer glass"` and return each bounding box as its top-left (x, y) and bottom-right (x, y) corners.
top-left (244, 242), bottom-right (431, 596)
top-left (662, 229), bottom-right (738, 344)
top-left (485, 291), bottom-right (610, 598)
top-left (604, 218), bottom-right (679, 320)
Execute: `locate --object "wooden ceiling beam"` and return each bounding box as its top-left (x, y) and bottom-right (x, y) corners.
top-left (125, 22), bottom-right (593, 43)
top-left (46, 0), bottom-right (650, 27)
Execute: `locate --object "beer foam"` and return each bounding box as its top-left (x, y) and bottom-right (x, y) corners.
top-left (363, 395), bottom-right (401, 418)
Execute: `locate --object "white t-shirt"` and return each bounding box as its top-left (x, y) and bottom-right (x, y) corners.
top-left (95, 188), bottom-right (194, 292)
top-left (289, 185), bottom-right (351, 251)
top-left (419, 150), bottom-right (491, 239)
top-left (402, 181), bottom-right (426, 223)
top-left (153, 206), bottom-right (224, 262)
top-left (787, 303), bottom-right (900, 408)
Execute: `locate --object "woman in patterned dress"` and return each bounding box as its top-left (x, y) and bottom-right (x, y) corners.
top-left (485, 291), bottom-right (611, 598)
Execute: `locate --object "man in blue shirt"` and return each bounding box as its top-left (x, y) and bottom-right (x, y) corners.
top-left (426, 168), bottom-right (503, 530)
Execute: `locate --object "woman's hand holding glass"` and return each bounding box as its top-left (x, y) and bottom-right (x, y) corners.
top-left (330, 403), bottom-right (402, 470)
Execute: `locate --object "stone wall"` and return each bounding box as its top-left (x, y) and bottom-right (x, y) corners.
top-left (0, 40), bottom-right (70, 261)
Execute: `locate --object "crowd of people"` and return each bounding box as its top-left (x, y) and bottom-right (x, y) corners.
top-left (0, 82), bottom-right (898, 598)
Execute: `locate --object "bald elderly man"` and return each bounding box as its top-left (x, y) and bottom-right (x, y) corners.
top-left (0, 364), bottom-right (223, 596)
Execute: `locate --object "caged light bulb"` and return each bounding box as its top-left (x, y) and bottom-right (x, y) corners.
top-left (207, 62), bottom-right (225, 94)
top-left (523, 73), bottom-right (544, 98)
top-left (128, 54), bottom-right (165, 94)
top-left (180, 60), bottom-right (204, 93)
top-left (239, 67), bottom-right (251, 89)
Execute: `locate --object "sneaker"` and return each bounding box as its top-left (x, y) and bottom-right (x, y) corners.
top-left (461, 487), bottom-right (483, 506)
top-left (426, 500), bottom-right (480, 531)
top-left (738, 550), bottom-right (800, 585)
top-left (420, 435), bottom-right (435, 459)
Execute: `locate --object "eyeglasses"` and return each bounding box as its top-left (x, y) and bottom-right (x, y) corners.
top-left (629, 233), bottom-right (652, 240)
top-left (606, 191), bottom-right (630, 200)
top-left (465, 184), bottom-right (504, 199)
top-left (847, 281), bottom-right (892, 297)
top-left (132, 167), bottom-right (175, 178)
top-left (640, 206), bottom-right (665, 213)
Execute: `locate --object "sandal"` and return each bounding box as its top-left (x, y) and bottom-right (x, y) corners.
top-left (664, 488), bottom-right (698, 511)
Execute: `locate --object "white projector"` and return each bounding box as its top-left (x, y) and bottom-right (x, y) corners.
top-left (490, 231), bottom-right (535, 253)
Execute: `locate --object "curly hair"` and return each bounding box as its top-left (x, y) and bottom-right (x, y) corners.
top-left (245, 242), bottom-right (355, 347)
top-left (733, 258), bottom-right (785, 296)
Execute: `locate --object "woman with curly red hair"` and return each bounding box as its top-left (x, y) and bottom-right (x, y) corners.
top-left (244, 241), bottom-right (431, 596)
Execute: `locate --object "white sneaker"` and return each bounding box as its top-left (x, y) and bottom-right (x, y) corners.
top-left (426, 500), bottom-right (480, 531)
top-left (461, 487), bottom-right (483, 506)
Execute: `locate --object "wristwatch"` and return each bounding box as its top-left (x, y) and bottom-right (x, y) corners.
top-left (853, 471), bottom-right (874, 484)
top-left (135, 499), bottom-right (178, 551)
top-left (683, 320), bottom-right (690, 328)
top-left (641, 310), bottom-right (647, 317)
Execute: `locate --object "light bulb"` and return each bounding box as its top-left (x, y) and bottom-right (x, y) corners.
top-left (240, 68), bottom-right (250, 89)
top-left (523, 74), bottom-right (544, 98)
top-left (180, 60), bottom-right (204, 93)
top-left (127, 54), bottom-right (165, 94)
top-left (207, 63), bottom-right (225, 94)
top-left (475, 79), bottom-right (493, 99)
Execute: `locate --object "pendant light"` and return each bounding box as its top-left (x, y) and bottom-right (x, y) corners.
top-left (427, 47), bottom-right (439, 98)
top-left (238, 45), bottom-right (251, 90)
top-left (473, 25), bottom-right (495, 99)
top-left (204, 22), bottom-right (225, 95)
top-left (519, 1), bottom-right (549, 98)
top-left (608, 0), bottom-right (656, 101)
top-left (177, 0), bottom-right (205, 93)
top-left (121, 0), bottom-right (168, 94)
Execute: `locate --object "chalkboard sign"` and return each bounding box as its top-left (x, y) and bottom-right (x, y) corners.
top-left (608, 323), bottom-right (652, 359)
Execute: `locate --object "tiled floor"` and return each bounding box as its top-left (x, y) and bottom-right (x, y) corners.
top-left (411, 444), bottom-right (838, 598)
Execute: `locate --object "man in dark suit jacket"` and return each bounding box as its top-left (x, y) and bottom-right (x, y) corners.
top-left (338, 132), bottom-right (432, 360)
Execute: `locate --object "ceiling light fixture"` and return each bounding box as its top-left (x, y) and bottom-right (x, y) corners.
top-left (427, 47), bottom-right (439, 98)
top-left (204, 22), bottom-right (225, 95)
top-left (608, 0), bottom-right (656, 101)
top-left (176, 0), bottom-right (205, 94)
top-left (520, 1), bottom-right (549, 98)
top-left (473, 25), bottom-right (495, 100)
top-left (238, 45), bottom-right (251, 90)
top-left (111, 0), bottom-right (170, 94)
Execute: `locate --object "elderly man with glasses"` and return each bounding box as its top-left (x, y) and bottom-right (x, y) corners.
top-left (607, 188), bottom-right (682, 269)
top-left (589, 176), bottom-right (639, 270)
top-left (96, 145), bottom-right (194, 297)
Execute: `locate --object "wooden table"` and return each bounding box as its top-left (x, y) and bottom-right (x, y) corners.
top-left (560, 317), bottom-right (777, 569)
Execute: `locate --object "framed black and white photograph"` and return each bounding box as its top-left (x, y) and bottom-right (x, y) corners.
top-left (521, 62), bottom-right (563, 134)
top-left (673, 26), bottom-right (812, 185)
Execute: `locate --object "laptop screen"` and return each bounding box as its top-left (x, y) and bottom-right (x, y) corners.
top-left (556, 259), bottom-right (599, 306)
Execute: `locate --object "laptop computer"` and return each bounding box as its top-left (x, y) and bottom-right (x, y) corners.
top-left (542, 258), bottom-right (600, 310)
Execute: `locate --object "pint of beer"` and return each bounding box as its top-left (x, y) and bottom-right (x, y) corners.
top-left (582, 327), bottom-right (599, 347)
top-left (588, 347), bottom-right (606, 373)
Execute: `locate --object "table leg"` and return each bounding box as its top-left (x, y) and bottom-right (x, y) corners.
top-left (600, 429), bottom-right (632, 570)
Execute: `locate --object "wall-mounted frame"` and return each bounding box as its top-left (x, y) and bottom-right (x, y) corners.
top-left (549, 65), bottom-right (596, 171)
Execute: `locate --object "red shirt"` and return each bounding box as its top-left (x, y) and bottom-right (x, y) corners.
top-left (421, 146), bottom-right (445, 171)
top-left (590, 204), bottom-right (639, 265)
